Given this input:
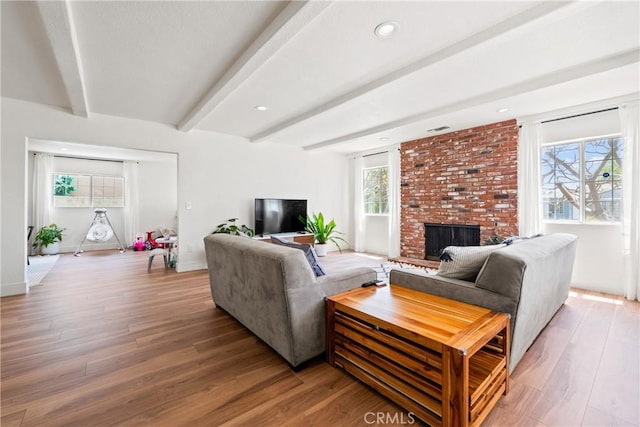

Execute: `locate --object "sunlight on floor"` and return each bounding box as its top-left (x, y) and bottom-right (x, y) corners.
top-left (353, 252), bottom-right (387, 260)
top-left (27, 255), bottom-right (60, 287)
top-left (568, 290), bottom-right (624, 305)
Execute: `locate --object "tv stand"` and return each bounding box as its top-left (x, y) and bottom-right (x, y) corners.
top-left (253, 232), bottom-right (315, 246)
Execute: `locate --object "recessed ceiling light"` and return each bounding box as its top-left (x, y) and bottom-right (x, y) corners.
top-left (496, 107), bottom-right (509, 113)
top-left (255, 105), bottom-right (268, 111)
top-left (60, 147), bottom-right (68, 151)
top-left (374, 22), bottom-right (398, 38)
top-left (379, 137), bottom-right (390, 141)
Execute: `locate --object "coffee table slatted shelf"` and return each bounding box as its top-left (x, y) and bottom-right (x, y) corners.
top-left (326, 285), bottom-right (510, 427)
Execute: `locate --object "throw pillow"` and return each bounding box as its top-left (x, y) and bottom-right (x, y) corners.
top-left (270, 236), bottom-right (326, 277)
top-left (437, 244), bottom-right (505, 281)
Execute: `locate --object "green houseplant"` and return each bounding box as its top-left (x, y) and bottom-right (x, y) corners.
top-left (485, 232), bottom-right (505, 245)
top-left (212, 218), bottom-right (255, 237)
top-left (32, 223), bottom-right (65, 255)
top-left (299, 212), bottom-right (347, 256)
top-left (54, 175), bottom-right (76, 196)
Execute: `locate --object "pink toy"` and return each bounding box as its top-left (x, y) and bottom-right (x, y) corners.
top-left (133, 233), bottom-right (145, 251)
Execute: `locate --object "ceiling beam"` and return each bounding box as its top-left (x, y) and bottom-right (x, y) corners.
top-left (303, 49), bottom-right (640, 151)
top-left (177, 1), bottom-right (332, 132)
top-left (249, 1), bottom-right (577, 143)
top-left (36, 0), bottom-right (89, 118)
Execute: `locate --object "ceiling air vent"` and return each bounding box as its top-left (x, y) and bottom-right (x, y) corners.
top-left (427, 126), bottom-right (450, 132)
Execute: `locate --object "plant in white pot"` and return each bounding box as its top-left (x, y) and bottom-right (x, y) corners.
top-left (32, 223), bottom-right (65, 255)
top-left (299, 212), bottom-right (346, 257)
top-left (212, 218), bottom-right (255, 237)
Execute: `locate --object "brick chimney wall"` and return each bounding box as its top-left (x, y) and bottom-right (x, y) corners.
top-left (400, 119), bottom-right (519, 260)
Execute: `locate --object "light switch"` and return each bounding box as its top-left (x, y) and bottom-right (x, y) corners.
top-left (185, 201), bottom-right (192, 210)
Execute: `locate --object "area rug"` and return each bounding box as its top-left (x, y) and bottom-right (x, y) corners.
top-left (373, 261), bottom-right (437, 284)
top-left (27, 255), bottom-right (59, 287)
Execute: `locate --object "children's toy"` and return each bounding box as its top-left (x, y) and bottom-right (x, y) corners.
top-left (133, 233), bottom-right (145, 251)
top-left (146, 231), bottom-right (158, 249)
top-left (74, 208), bottom-right (126, 256)
top-left (169, 244), bottom-right (178, 268)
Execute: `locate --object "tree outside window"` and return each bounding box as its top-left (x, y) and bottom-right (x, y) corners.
top-left (541, 137), bottom-right (623, 222)
top-left (53, 173), bottom-right (124, 208)
top-left (363, 166), bottom-right (389, 215)
top-left (54, 175), bottom-right (76, 196)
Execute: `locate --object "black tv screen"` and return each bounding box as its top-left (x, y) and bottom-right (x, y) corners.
top-left (255, 199), bottom-right (307, 236)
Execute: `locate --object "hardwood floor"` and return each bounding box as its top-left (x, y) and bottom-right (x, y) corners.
top-left (1, 250), bottom-right (638, 426)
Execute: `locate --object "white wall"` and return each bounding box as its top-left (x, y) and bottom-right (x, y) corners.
top-left (363, 215), bottom-right (389, 256)
top-left (540, 108), bottom-right (624, 295)
top-left (544, 222), bottom-right (624, 295)
top-left (131, 160), bottom-right (178, 239)
top-left (541, 108), bottom-right (620, 142)
top-left (1, 98), bottom-right (350, 296)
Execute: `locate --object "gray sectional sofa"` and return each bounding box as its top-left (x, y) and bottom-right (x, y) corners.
top-left (203, 233), bottom-right (376, 367)
top-left (389, 233), bottom-right (578, 373)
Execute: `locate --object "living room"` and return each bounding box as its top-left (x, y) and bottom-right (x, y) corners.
top-left (1, 1), bottom-right (639, 426)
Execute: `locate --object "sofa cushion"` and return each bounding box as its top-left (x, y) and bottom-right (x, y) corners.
top-left (271, 236), bottom-right (326, 277)
top-left (437, 244), bottom-right (505, 281)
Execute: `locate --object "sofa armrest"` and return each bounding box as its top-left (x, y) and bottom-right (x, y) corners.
top-left (389, 269), bottom-right (517, 317)
top-left (475, 252), bottom-right (526, 299)
top-left (317, 267), bottom-right (377, 297)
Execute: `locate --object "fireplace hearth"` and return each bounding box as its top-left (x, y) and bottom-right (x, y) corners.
top-left (424, 223), bottom-right (480, 260)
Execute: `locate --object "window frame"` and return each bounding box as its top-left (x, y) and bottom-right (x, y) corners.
top-left (362, 165), bottom-right (389, 216)
top-left (541, 133), bottom-right (622, 224)
top-left (53, 172), bottom-right (126, 208)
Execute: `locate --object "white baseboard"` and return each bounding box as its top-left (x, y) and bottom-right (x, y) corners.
top-left (176, 260), bottom-right (207, 272)
top-left (59, 243), bottom-right (122, 253)
top-left (1, 281), bottom-right (28, 297)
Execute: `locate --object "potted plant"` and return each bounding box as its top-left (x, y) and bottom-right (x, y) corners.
top-left (32, 223), bottom-right (65, 255)
top-left (299, 212), bottom-right (346, 257)
top-left (485, 232), bottom-right (505, 245)
top-left (212, 218), bottom-right (254, 237)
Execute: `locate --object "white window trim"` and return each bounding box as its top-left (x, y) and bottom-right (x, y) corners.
top-left (541, 133), bottom-right (622, 224)
top-left (53, 172), bottom-right (126, 208)
top-left (362, 165), bottom-right (389, 215)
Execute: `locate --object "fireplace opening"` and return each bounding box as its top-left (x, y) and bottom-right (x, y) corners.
top-left (424, 223), bottom-right (480, 260)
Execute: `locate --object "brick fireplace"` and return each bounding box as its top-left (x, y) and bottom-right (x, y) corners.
top-left (400, 119), bottom-right (519, 260)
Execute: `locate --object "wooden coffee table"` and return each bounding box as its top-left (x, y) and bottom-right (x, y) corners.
top-left (326, 285), bottom-right (509, 427)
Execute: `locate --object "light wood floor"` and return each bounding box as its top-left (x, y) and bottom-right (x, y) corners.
top-left (1, 250), bottom-right (638, 426)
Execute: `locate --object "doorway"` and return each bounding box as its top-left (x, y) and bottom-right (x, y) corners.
top-left (27, 138), bottom-right (178, 282)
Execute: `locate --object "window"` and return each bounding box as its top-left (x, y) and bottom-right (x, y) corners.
top-left (541, 136), bottom-right (623, 222)
top-left (363, 166), bottom-right (388, 214)
top-left (53, 173), bottom-right (125, 208)
top-left (92, 175), bottom-right (125, 207)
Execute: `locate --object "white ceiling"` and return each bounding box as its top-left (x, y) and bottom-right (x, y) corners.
top-left (2, 1), bottom-right (639, 154)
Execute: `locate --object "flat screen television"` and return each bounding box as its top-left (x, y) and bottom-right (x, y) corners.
top-left (255, 198), bottom-right (307, 236)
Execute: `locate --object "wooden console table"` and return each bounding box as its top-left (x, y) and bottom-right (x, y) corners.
top-left (253, 233), bottom-right (314, 246)
top-left (326, 285), bottom-right (509, 426)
